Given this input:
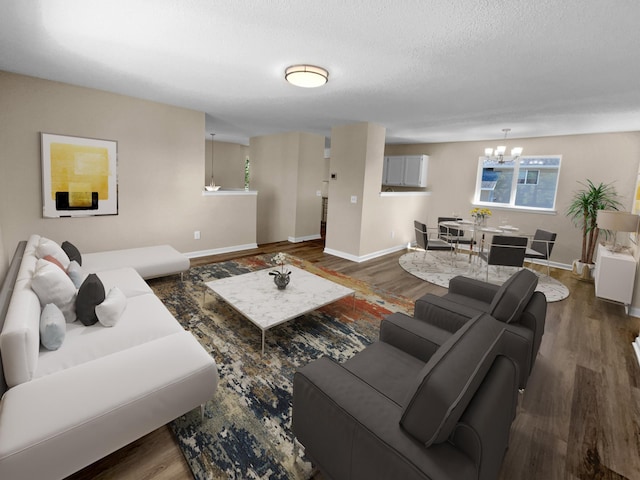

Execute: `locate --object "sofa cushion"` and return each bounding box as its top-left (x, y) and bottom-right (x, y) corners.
top-left (343, 341), bottom-right (425, 406)
top-left (31, 258), bottom-right (77, 323)
top-left (61, 241), bottom-right (82, 266)
top-left (40, 303), bottom-right (66, 350)
top-left (400, 313), bottom-right (504, 447)
top-left (76, 274), bottom-right (106, 326)
top-left (96, 287), bottom-right (127, 327)
top-left (95, 268), bottom-right (153, 298)
top-left (67, 261), bottom-right (85, 289)
top-left (42, 255), bottom-right (65, 272)
top-left (35, 237), bottom-right (70, 270)
top-left (489, 269), bottom-right (538, 323)
top-left (34, 294), bottom-right (184, 378)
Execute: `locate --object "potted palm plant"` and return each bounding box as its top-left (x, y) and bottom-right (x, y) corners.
top-left (566, 180), bottom-right (622, 280)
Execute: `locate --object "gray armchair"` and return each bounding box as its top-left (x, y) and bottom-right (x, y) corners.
top-left (292, 313), bottom-right (519, 480)
top-left (413, 269), bottom-right (546, 389)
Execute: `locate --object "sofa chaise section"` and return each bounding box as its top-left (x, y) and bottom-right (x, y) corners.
top-left (0, 236), bottom-right (218, 479)
top-left (82, 244), bottom-right (190, 280)
top-left (0, 331), bottom-right (216, 480)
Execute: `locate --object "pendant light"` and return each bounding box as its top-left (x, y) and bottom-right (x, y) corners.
top-left (204, 133), bottom-right (220, 191)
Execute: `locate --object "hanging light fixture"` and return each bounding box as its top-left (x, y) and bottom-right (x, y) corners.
top-left (484, 128), bottom-right (523, 163)
top-left (204, 133), bottom-right (220, 191)
top-left (285, 64), bottom-right (329, 88)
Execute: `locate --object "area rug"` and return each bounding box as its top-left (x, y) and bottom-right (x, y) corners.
top-left (149, 254), bottom-right (414, 480)
top-left (399, 250), bottom-right (569, 302)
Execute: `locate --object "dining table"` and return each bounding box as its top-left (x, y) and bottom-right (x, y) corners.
top-left (438, 219), bottom-right (529, 264)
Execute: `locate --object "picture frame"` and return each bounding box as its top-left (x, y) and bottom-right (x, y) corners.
top-left (41, 133), bottom-right (118, 218)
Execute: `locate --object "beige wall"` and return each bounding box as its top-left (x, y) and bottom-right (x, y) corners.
top-left (294, 133), bottom-right (325, 240)
top-left (205, 139), bottom-right (249, 189)
top-left (326, 122), bottom-right (430, 259)
top-left (0, 222), bottom-right (5, 283)
top-left (325, 123), bottom-right (368, 256)
top-left (386, 132), bottom-right (640, 266)
top-left (250, 132), bottom-right (324, 244)
top-left (0, 71), bottom-right (256, 265)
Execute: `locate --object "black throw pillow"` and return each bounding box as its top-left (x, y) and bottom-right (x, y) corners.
top-left (76, 273), bottom-right (105, 326)
top-left (61, 241), bottom-right (82, 266)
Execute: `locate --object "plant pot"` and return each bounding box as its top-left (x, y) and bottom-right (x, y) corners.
top-left (272, 272), bottom-right (291, 290)
top-left (572, 260), bottom-right (595, 282)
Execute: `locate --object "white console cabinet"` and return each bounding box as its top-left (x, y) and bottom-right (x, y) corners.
top-left (594, 243), bottom-right (637, 312)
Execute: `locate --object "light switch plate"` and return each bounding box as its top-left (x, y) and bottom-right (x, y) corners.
top-left (350, 195), bottom-right (357, 204)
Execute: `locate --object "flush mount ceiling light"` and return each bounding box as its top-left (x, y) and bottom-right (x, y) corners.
top-left (285, 65), bottom-right (329, 88)
top-left (484, 128), bottom-right (523, 163)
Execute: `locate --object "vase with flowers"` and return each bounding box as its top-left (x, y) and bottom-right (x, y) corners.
top-left (269, 252), bottom-right (291, 289)
top-left (470, 207), bottom-right (492, 226)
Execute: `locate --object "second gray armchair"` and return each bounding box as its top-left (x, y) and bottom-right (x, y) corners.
top-left (413, 269), bottom-right (546, 389)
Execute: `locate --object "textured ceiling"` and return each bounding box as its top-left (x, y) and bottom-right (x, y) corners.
top-left (2, 0), bottom-right (640, 145)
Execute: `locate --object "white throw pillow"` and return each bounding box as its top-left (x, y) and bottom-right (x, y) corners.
top-left (95, 287), bottom-right (127, 327)
top-left (40, 303), bottom-right (66, 350)
top-left (31, 258), bottom-right (77, 323)
top-left (67, 260), bottom-right (86, 289)
top-left (36, 236), bottom-right (71, 269)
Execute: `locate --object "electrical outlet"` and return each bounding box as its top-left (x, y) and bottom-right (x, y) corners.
top-left (194, 230), bottom-right (200, 240)
top-left (316, 190), bottom-right (321, 196)
top-left (350, 195), bottom-right (357, 204)
top-left (391, 231), bottom-right (395, 239)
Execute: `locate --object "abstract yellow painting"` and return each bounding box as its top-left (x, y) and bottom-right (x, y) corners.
top-left (41, 133), bottom-right (117, 217)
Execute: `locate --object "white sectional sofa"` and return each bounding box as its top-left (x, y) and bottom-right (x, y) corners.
top-left (0, 235), bottom-right (219, 480)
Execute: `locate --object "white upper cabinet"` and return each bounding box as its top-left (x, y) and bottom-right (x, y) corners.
top-left (382, 155), bottom-right (428, 187)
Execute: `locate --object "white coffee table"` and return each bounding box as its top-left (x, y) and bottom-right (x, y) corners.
top-left (204, 264), bottom-right (355, 355)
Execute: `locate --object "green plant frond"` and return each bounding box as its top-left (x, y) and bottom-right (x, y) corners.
top-left (566, 179), bottom-right (622, 263)
top-left (566, 180), bottom-right (622, 230)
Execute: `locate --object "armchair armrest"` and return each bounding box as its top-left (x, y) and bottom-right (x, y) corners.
top-left (292, 357), bottom-right (477, 480)
top-left (413, 294), bottom-right (480, 332)
top-left (380, 313), bottom-right (451, 363)
top-left (448, 276), bottom-right (500, 303)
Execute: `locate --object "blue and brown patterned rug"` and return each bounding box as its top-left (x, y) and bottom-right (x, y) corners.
top-left (149, 254), bottom-right (413, 480)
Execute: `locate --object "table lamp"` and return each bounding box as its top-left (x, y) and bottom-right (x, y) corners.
top-left (596, 210), bottom-right (640, 252)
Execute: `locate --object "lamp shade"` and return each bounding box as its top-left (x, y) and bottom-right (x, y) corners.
top-left (596, 210), bottom-right (640, 232)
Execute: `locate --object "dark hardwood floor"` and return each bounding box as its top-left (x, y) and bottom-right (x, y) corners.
top-left (68, 239), bottom-right (640, 480)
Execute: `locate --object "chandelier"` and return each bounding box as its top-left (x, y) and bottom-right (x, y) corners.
top-left (484, 128), bottom-right (523, 163)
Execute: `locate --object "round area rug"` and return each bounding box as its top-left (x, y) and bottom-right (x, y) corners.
top-left (399, 251), bottom-right (569, 302)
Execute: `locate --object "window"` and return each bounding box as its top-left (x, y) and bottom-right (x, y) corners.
top-left (474, 156), bottom-right (561, 211)
top-left (518, 169), bottom-right (539, 185)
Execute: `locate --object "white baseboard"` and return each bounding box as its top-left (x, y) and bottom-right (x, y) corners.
top-left (628, 306), bottom-right (640, 318)
top-left (184, 243), bottom-right (258, 259)
top-left (633, 337), bottom-right (640, 366)
top-left (287, 234), bottom-right (322, 243)
top-left (323, 244), bottom-right (407, 263)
